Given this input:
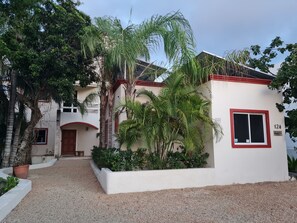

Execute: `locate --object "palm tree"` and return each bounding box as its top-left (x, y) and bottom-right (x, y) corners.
top-left (2, 69), bottom-right (16, 167)
top-left (117, 72), bottom-right (221, 160)
top-left (81, 11), bottom-right (196, 147)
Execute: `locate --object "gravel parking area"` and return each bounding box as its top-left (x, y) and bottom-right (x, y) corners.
top-left (2, 159), bottom-right (297, 223)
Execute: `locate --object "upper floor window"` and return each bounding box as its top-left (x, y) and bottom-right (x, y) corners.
top-left (62, 91), bottom-right (77, 113)
top-left (33, 128), bottom-right (48, 145)
top-left (230, 109), bottom-right (271, 148)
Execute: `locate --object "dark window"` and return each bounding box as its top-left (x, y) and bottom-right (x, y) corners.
top-left (230, 109), bottom-right (271, 148)
top-left (33, 129), bottom-right (47, 145)
top-left (250, 114), bottom-right (264, 143)
top-left (234, 114), bottom-right (249, 143)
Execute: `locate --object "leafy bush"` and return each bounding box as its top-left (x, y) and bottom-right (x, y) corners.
top-left (92, 147), bottom-right (148, 171)
top-left (288, 155), bottom-right (297, 173)
top-left (0, 176), bottom-right (19, 196)
top-left (92, 146), bottom-right (209, 171)
top-left (166, 150), bottom-right (209, 169)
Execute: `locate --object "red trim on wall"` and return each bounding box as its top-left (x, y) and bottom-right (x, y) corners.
top-left (113, 79), bottom-right (165, 93)
top-left (230, 109), bottom-right (271, 149)
top-left (210, 74), bottom-right (272, 85)
top-left (32, 128), bottom-right (48, 145)
top-left (60, 122), bottom-right (98, 130)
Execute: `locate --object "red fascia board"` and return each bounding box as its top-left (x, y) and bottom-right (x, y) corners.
top-left (60, 122), bottom-right (98, 130)
top-left (230, 109), bottom-right (271, 149)
top-left (113, 80), bottom-right (165, 93)
top-left (209, 74), bottom-right (272, 85)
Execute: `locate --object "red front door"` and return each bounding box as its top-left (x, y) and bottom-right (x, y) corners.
top-left (61, 130), bottom-right (76, 156)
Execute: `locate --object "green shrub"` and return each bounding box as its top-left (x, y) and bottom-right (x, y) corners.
top-left (91, 146), bottom-right (118, 170)
top-left (92, 146), bottom-right (209, 171)
top-left (165, 150), bottom-right (209, 169)
top-left (0, 176), bottom-right (19, 196)
top-left (288, 155), bottom-right (297, 173)
top-left (146, 153), bottom-right (165, 170)
top-left (92, 147), bottom-right (148, 171)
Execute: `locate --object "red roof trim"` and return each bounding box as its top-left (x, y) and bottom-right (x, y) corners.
top-left (113, 80), bottom-right (165, 92)
top-left (209, 74), bottom-right (272, 85)
top-left (60, 122), bottom-right (98, 130)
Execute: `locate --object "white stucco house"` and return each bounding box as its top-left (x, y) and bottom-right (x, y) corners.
top-left (33, 51), bottom-right (289, 188)
top-left (31, 82), bottom-right (100, 163)
top-left (101, 51), bottom-right (289, 190)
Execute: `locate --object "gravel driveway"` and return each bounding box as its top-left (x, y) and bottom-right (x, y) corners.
top-left (2, 159), bottom-right (297, 223)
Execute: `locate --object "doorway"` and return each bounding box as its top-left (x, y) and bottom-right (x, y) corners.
top-left (61, 130), bottom-right (76, 156)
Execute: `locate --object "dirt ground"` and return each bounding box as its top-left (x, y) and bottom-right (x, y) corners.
top-left (2, 159), bottom-right (297, 223)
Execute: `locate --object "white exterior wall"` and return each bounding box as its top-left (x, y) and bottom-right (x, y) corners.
top-left (197, 82), bottom-right (215, 168)
top-left (210, 80), bottom-right (289, 184)
top-left (32, 102), bottom-right (59, 156)
top-left (112, 83), bottom-right (163, 149)
top-left (60, 86), bottom-right (99, 128)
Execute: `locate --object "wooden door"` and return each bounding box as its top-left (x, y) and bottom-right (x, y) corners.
top-left (61, 130), bottom-right (76, 156)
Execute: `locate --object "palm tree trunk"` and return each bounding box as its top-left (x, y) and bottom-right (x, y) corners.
top-left (99, 85), bottom-right (107, 147)
top-left (97, 56), bottom-right (107, 147)
top-left (2, 70), bottom-right (16, 168)
top-left (9, 102), bottom-right (24, 166)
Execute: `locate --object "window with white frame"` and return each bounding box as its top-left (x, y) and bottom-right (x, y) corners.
top-left (33, 128), bottom-right (48, 145)
top-left (230, 109), bottom-right (271, 148)
top-left (62, 91), bottom-right (78, 113)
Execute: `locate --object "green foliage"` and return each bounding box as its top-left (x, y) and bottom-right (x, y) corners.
top-left (248, 37), bottom-right (297, 139)
top-left (117, 72), bottom-right (221, 159)
top-left (92, 146), bottom-right (209, 171)
top-left (288, 155), bottom-right (297, 173)
top-left (0, 0), bottom-right (96, 165)
top-left (92, 147), bottom-right (147, 171)
top-left (166, 149), bottom-right (209, 169)
top-left (0, 176), bottom-right (19, 196)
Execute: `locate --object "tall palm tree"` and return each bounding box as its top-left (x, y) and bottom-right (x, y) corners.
top-left (81, 11), bottom-right (196, 147)
top-left (2, 69), bottom-right (16, 167)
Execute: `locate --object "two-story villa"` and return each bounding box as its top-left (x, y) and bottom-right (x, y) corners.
top-left (31, 82), bottom-right (100, 163)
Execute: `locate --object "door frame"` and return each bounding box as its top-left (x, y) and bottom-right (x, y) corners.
top-left (61, 129), bottom-right (77, 156)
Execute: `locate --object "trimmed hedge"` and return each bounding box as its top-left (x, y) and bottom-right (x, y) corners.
top-left (92, 146), bottom-right (209, 171)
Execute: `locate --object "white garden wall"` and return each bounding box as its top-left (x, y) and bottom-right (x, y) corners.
top-left (90, 161), bottom-right (216, 194)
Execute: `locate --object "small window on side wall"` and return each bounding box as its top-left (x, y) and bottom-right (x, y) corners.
top-left (230, 109), bottom-right (271, 148)
top-left (33, 128), bottom-right (48, 145)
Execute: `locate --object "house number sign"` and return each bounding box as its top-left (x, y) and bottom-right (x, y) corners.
top-left (274, 124), bottom-right (281, 129)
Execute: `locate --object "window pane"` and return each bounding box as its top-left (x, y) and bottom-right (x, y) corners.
top-left (35, 130), bottom-right (46, 144)
top-left (250, 114), bottom-right (265, 143)
top-left (234, 114), bottom-right (249, 143)
top-left (63, 108), bottom-right (71, 112)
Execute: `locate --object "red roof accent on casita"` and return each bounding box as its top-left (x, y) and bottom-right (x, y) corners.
top-left (113, 80), bottom-right (165, 93)
top-left (60, 122), bottom-right (98, 130)
top-left (209, 74), bottom-right (272, 85)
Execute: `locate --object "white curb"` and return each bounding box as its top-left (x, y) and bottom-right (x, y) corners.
top-left (0, 159), bottom-right (57, 221)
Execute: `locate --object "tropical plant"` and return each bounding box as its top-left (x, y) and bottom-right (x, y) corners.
top-left (288, 155), bottom-right (297, 173)
top-left (92, 146), bottom-right (209, 171)
top-left (247, 37), bottom-right (297, 140)
top-left (117, 72), bottom-right (221, 160)
top-left (0, 176), bottom-right (19, 196)
top-left (0, 0), bottom-right (96, 167)
top-left (81, 11), bottom-right (196, 146)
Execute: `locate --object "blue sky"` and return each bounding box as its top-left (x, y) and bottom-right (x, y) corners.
top-left (78, 0), bottom-right (297, 66)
